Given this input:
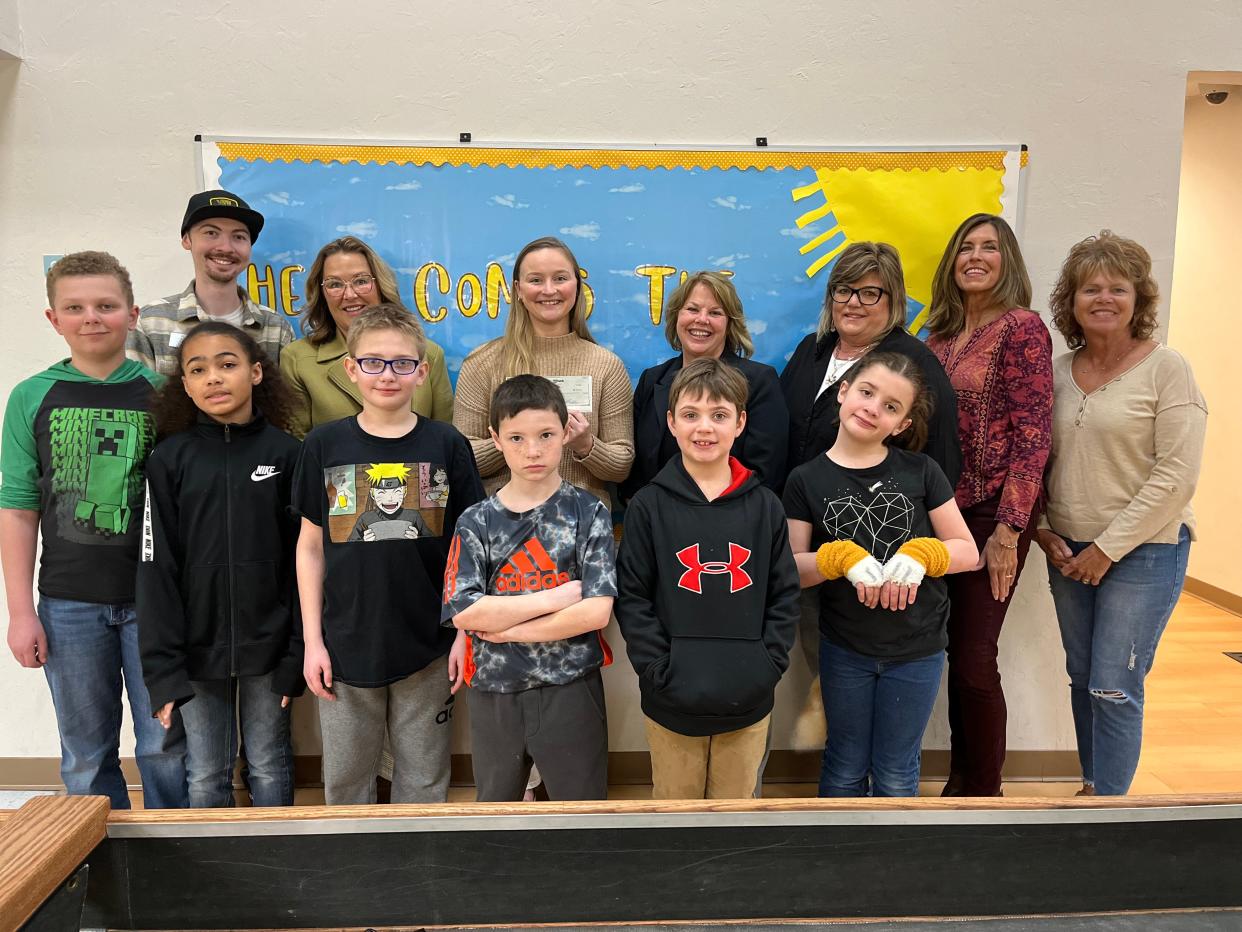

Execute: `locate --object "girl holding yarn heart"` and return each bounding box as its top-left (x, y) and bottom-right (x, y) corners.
top-left (783, 352), bottom-right (977, 798)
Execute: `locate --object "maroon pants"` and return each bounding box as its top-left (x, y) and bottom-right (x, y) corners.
top-left (945, 497), bottom-right (1038, 796)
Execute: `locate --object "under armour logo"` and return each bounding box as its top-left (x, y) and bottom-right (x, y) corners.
top-left (676, 543), bottom-right (753, 594)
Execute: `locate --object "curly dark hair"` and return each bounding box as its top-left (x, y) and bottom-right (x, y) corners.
top-left (150, 321), bottom-right (297, 440)
top-left (842, 351), bottom-right (935, 453)
top-left (1048, 231), bottom-right (1159, 349)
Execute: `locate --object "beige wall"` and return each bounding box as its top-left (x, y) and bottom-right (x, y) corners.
top-left (2, 0), bottom-right (1241, 764)
top-left (1169, 87), bottom-right (1242, 598)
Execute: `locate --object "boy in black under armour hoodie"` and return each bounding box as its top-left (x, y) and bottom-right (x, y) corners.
top-left (617, 358), bottom-right (799, 799)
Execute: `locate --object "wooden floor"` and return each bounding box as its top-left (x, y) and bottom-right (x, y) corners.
top-left (132, 592), bottom-right (1242, 807)
top-left (1128, 592), bottom-right (1242, 794)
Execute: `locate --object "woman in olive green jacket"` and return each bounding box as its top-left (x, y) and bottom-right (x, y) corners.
top-left (280, 237), bottom-right (453, 438)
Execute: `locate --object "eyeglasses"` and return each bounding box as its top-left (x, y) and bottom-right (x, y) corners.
top-left (830, 285), bottom-right (887, 306)
top-left (322, 275), bottom-right (376, 295)
top-left (353, 356), bottom-right (421, 376)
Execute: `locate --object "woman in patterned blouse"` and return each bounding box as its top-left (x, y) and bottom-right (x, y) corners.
top-left (926, 214), bottom-right (1053, 797)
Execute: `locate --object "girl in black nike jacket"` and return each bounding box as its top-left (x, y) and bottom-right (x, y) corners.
top-left (138, 322), bottom-right (304, 808)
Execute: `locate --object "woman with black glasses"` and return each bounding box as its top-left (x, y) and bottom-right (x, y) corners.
top-left (779, 243), bottom-right (960, 687)
top-left (781, 241), bottom-right (960, 482)
top-left (280, 237), bottom-right (454, 438)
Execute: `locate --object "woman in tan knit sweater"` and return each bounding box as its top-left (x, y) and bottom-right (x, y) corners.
top-left (454, 236), bottom-right (634, 505)
top-left (1036, 231), bottom-right (1206, 797)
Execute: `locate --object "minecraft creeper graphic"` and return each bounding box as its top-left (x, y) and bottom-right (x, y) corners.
top-left (74, 419), bottom-right (138, 536)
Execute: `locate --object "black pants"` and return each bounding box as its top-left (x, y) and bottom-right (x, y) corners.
top-left (469, 670), bottom-right (609, 801)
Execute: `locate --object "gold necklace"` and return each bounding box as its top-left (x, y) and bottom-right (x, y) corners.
top-left (834, 340), bottom-right (874, 360)
top-left (1080, 341), bottom-right (1139, 372)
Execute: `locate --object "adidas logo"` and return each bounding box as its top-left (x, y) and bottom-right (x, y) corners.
top-left (496, 537), bottom-right (571, 593)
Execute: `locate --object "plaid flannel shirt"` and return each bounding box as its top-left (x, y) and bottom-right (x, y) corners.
top-left (127, 280), bottom-right (295, 376)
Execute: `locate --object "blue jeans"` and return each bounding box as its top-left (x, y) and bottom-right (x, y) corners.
top-left (180, 673), bottom-right (294, 808)
top-left (37, 597), bottom-right (187, 809)
top-left (818, 638), bottom-right (944, 797)
top-left (1047, 526), bottom-right (1190, 796)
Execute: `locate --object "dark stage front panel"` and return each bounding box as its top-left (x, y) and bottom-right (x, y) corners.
top-left (83, 807), bottom-right (1242, 930)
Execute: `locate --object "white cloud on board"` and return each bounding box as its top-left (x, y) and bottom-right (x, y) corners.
top-left (559, 222), bottom-right (601, 241)
top-left (336, 220), bottom-right (379, 238)
top-left (264, 192), bottom-right (304, 207)
top-left (491, 194), bottom-right (530, 209)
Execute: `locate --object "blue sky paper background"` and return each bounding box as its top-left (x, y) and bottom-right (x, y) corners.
top-left (220, 156), bottom-right (919, 382)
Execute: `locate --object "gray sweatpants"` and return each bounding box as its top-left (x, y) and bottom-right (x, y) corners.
top-left (469, 670), bottom-right (608, 802)
top-left (318, 655), bottom-right (455, 804)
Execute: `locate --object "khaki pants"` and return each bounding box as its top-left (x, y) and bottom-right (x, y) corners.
top-left (645, 714), bottom-right (771, 800)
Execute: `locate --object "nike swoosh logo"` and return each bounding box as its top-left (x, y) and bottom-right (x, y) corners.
top-left (251, 470), bottom-right (281, 482)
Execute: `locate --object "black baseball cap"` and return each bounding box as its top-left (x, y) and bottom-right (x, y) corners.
top-left (180, 189), bottom-right (265, 243)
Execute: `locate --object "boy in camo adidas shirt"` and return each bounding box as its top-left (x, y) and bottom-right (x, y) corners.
top-left (442, 376), bottom-right (616, 801)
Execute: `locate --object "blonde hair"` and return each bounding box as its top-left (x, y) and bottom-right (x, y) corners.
top-left (496, 236), bottom-right (596, 378)
top-left (365, 463), bottom-right (412, 484)
top-left (1048, 230), bottom-right (1160, 349)
top-left (346, 303), bottom-right (427, 358)
top-left (817, 242), bottom-right (908, 340)
top-left (302, 237), bottom-right (402, 347)
top-left (663, 271), bottom-right (754, 358)
top-left (927, 214), bottom-right (1032, 338)
top-left (46, 251), bottom-right (135, 307)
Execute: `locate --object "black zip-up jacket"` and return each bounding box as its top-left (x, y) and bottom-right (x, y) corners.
top-left (780, 327), bottom-right (962, 487)
top-left (616, 456), bottom-right (800, 737)
top-left (138, 412), bottom-right (304, 710)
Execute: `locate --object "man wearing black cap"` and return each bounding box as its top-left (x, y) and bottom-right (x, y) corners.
top-left (127, 190), bottom-right (294, 376)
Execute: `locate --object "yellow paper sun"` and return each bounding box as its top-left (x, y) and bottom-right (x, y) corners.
top-left (792, 166), bottom-right (1005, 333)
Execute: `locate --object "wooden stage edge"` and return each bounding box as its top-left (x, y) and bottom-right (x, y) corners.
top-left (98, 791), bottom-right (1242, 823)
top-left (141, 909), bottom-right (1242, 932)
top-left (4, 795), bottom-right (1242, 931)
top-left (0, 795), bottom-right (107, 931)
top-left (432, 908), bottom-right (1242, 928)
top-left (3, 792), bottom-right (1241, 828)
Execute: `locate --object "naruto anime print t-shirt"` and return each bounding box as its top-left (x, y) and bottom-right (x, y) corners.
top-left (441, 481), bottom-right (617, 693)
top-left (783, 447), bottom-right (955, 661)
top-left (293, 415), bottom-right (484, 685)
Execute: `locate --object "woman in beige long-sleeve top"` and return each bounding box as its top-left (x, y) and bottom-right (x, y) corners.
top-left (454, 235), bottom-right (634, 505)
top-left (1035, 231), bottom-right (1207, 798)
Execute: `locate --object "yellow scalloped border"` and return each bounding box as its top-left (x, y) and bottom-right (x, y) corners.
top-left (215, 143), bottom-right (1025, 172)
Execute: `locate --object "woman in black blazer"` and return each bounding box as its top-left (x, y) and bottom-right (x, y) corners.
top-left (781, 242), bottom-right (961, 485)
top-left (620, 271), bottom-right (788, 502)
